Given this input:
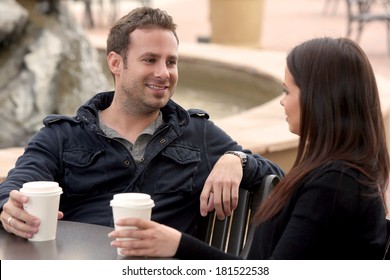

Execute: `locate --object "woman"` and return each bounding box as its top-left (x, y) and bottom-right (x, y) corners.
top-left (108, 37), bottom-right (389, 259)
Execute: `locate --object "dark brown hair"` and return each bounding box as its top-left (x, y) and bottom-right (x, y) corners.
top-left (106, 7), bottom-right (178, 64)
top-left (254, 37), bottom-right (389, 222)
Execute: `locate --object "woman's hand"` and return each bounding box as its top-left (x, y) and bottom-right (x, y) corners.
top-left (108, 218), bottom-right (181, 258)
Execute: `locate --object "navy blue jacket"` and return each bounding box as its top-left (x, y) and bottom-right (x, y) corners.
top-left (0, 92), bottom-right (284, 234)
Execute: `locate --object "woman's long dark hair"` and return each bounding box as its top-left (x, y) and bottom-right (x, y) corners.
top-left (254, 37), bottom-right (389, 223)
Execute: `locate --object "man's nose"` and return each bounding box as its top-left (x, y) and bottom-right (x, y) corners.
top-left (154, 62), bottom-right (170, 79)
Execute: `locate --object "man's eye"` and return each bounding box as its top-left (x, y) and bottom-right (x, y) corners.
top-left (167, 60), bottom-right (177, 66)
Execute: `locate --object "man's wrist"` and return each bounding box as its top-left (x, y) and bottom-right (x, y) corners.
top-left (224, 151), bottom-right (247, 169)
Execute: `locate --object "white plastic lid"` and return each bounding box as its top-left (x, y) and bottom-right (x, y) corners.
top-left (110, 193), bottom-right (155, 209)
top-left (20, 181), bottom-right (63, 196)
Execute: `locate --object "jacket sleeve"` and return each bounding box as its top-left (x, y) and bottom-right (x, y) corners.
top-left (0, 125), bottom-right (62, 210)
top-left (202, 118), bottom-right (285, 189)
top-left (175, 232), bottom-right (242, 260)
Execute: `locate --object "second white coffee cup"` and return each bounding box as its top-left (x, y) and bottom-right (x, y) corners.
top-left (20, 181), bottom-right (63, 242)
top-left (110, 193), bottom-right (155, 256)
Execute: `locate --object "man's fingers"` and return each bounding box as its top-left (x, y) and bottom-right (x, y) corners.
top-left (200, 181), bottom-right (212, 216)
top-left (9, 189), bottom-right (28, 204)
top-left (230, 186), bottom-right (239, 210)
top-left (1, 190), bottom-right (41, 239)
top-left (206, 192), bottom-right (214, 212)
top-left (212, 182), bottom-right (225, 220)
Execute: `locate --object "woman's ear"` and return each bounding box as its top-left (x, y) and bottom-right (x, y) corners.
top-left (107, 52), bottom-right (122, 76)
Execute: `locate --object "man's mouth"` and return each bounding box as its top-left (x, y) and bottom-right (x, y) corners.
top-left (146, 84), bottom-right (168, 90)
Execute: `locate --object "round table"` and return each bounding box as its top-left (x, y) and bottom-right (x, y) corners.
top-left (0, 220), bottom-right (123, 259)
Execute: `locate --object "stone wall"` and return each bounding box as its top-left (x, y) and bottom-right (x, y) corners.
top-left (0, 0), bottom-right (109, 148)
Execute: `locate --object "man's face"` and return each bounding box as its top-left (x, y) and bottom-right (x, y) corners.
top-left (114, 28), bottom-right (179, 114)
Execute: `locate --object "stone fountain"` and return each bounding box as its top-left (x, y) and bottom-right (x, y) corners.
top-left (0, 0), bottom-right (109, 148)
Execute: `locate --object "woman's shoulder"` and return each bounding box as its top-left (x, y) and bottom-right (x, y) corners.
top-left (311, 160), bottom-right (361, 180)
top-left (296, 160), bottom-right (366, 195)
top-left (296, 160), bottom-right (381, 201)
top-left (290, 161), bottom-right (380, 216)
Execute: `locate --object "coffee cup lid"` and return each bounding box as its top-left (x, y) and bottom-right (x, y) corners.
top-left (110, 193), bottom-right (155, 209)
top-left (20, 181), bottom-right (63, 196)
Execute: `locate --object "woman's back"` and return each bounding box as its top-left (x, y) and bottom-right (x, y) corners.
top-left (249, 160), bottom-right (387, 259)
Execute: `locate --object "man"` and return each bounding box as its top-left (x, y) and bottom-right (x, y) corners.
top-left (0, 7), bottom-right (283, 240)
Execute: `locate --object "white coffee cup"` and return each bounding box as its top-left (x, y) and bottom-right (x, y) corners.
top-left (20, 181), bottom-right (63, 242)
top-left (110, 193), bottom-right (155, 256)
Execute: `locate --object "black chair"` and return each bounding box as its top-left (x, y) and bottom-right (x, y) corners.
top-left (195, 174), bottom-right (280, 258)
top-left (384, 218), bottom-right (390, 260)
top-left (345, 0), bottom-right (390, 55)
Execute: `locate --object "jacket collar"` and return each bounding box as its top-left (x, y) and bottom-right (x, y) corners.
top-left (78, 91), bottom-right (190, 132)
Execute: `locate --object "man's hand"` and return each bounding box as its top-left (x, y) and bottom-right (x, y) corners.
top-left (0, 190), bottom-right (63, 239)
top-left (200, 153), bottom-right (243, 220)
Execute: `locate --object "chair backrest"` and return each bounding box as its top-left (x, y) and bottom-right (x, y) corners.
top-left (384, 218), bottom-right (390, 260)
top-left (195, 174), bottom-right (281, 258)
top-left (345, 0), bottom-right (373, 27)
top-left (347, 0), bottom-right (372, 12)
top-left (345, 0), bottom-right (390, 54)
top-left (346, 0), bottom-right (387, 21)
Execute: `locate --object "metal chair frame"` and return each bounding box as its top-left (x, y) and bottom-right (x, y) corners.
top-left (195, 174), bottom-right (281, 258)
top-left (346, 0), bottom-right (390, 55)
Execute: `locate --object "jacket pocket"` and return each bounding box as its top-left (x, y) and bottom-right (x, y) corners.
top-left (62, 147), bottom-right (105, 195)
top-left (153, 145), bottom-right (200, 194)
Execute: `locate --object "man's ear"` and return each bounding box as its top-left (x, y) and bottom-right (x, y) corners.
top-left (107, 52), bottom-right (122, 76)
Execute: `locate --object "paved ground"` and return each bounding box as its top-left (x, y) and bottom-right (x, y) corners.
top-left (70, 0), bottom-right (389, 79)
